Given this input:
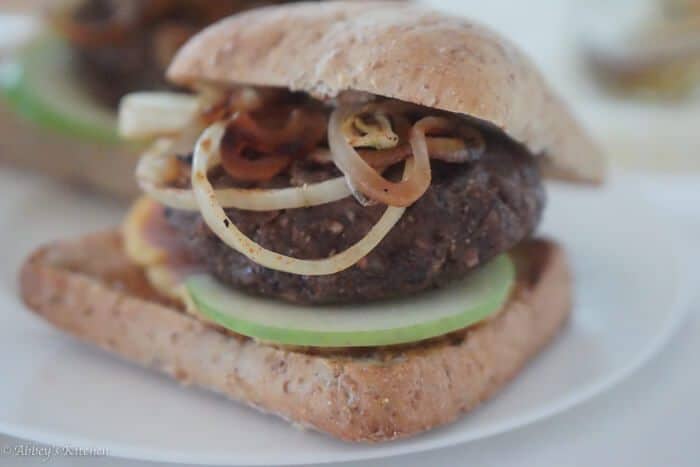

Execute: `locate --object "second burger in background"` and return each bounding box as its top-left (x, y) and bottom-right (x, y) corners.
top-left (50, 0), bottom-right (294, 108)
top-left (0, 0), bottom-right (306, 198)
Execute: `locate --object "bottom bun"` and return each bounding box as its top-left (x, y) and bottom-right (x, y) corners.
top-left (0, 105), bottom-right (139, 199)
top-left (19, 231), bottom-right (571, 442)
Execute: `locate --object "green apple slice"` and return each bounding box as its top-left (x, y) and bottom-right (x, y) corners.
top-left (185, 255), bottom-right (515, 348)
top-left (0, 37), bottom-right (120, 144)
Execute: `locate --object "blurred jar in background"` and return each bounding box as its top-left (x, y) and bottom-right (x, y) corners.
top-left (573, 0), bottom-right (700, 173)
top-left (580, 0), bottom-right (700, 99)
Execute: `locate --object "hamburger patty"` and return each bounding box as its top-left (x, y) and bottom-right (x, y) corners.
top-left (166, 132), bottom-right (545, 304)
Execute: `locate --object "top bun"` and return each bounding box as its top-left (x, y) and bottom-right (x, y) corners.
top-left (168, 1), bottom-right (605, 184)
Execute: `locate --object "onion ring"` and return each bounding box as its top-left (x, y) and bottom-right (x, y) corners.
top-left (137, 139), bottom-right (352, 212)
top-left (191, 122), bottom-right (407, 276)
top-left (312, 137), bottom-right (475, 167)
top-left (328, 106), bottom-right (432, 207)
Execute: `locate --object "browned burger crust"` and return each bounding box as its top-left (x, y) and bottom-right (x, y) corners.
top-left (20, 231), bottom-right (571, 442)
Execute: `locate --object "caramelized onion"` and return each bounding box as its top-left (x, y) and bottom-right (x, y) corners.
top-left (219, 110), bottom-right (327, 182)
top-left (198, 88), bottom-right (260, 124)
top-left (136, 138), bottom-right (352, 212)
top-left (328, 106), bottom-right (434, 207)
top-left (191, 122), bottom-right (406, 276)
top-left (128, 87), bottom-right (493, 277)
top-left (231, 111), bottom-right (293, 145)
top-left (310, 137), bottom-right (476, 168)
top-left (220, 140), bottom-right (293, 182)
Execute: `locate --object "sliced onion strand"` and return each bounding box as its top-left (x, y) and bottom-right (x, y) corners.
top-left (328, 106), bottom-right (432, 207)
top-left (136, 143), bottom-right (353, 211)
top-left (192, 122), bottom-right (407, 276)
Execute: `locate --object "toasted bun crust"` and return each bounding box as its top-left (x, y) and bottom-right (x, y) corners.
top-left (0, 104), bottom-right (139, 199)
top-left (168, 1), bottom-right (604, 184)
top-left (20, 231), bottom-right (571, 442)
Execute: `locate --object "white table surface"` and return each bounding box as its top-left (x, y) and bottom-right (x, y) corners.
top-left (2, 0), bottom-right (700, 465)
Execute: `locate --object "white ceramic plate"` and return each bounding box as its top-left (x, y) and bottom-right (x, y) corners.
top-left (0, 169), bottom-right (692, 466)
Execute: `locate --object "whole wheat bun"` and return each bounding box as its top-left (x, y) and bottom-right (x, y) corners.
top-left (168, 1), bottom-right (605, 184)
top-left (20, 231), bottom-right (571, 442)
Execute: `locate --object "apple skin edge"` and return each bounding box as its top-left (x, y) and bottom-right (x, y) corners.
top-left (185, 255), bottom-right (515, 348)
top-left (0, 36), bottom-right (122, 145)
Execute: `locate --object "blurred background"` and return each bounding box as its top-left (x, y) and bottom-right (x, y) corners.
top-left (3, 0), bottom-right (700, 179)
top-left (0, 1), bottom-right (699, 466)
top-left (437, 0), bottom-right (700, 173)
top-left (1, 0), bottom-right (700, 190)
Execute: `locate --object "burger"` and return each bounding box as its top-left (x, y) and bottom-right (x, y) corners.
top-left (20, 1), bottom-right (605, 441)
top-left (0, 0), bottom-right (305, 198)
